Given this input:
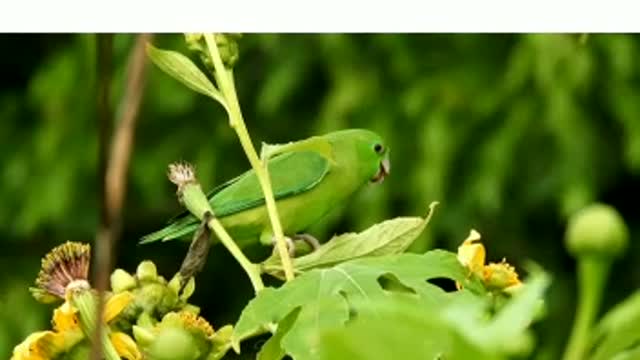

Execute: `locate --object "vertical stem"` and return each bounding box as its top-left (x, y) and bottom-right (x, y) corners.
top-left (563, 257), bottom-right (608, 360)
top-left (92, 33), bottom-right (114, 360)
top-left (178, 178), bottom-right (265, 294)
top-left (207, 217), bottom-right (265, 293)
top-left (203, 34), bottom-right (295, 281)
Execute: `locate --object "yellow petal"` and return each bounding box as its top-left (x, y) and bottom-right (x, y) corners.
top-left (457, 229), bottom-right (485, 273)
top-left (111, 332), bottom-right (142, 360)
top-left (103, 291), bottom-right (134, 323)
top-left (12, 331), bottom-right (65, 360)
top-left (53, 301), bottom-right (79, 332)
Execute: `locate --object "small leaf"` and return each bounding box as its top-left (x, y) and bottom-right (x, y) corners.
top-left (590, 291), bottom-right (640, 360)
top-left (262, 203), bottom-right (439, 278)
top-left (234, 250), bottom-right (481, 359)
top-left (146, 43), bottom-right (227, 109)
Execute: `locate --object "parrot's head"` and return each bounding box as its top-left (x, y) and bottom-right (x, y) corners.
top-left (327, 129), bottom-right (390, 184)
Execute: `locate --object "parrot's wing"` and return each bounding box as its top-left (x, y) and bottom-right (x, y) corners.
top-left (140, 149), bottom-right (332, 244)
top-left (211, 150), bottom-right (330, 216)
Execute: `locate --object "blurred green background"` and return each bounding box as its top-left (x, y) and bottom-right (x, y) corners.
top-left (1, 34), bottom-right (639, 359)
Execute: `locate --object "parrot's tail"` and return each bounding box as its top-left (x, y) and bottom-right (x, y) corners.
top-left (139, 217), bottom-right (199, 244)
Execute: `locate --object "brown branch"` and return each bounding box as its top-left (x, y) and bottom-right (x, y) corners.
top-left (91, 33), bottom-right (153, 360)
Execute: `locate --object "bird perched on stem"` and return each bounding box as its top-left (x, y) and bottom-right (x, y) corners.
top-left (140, 129), bottom-right (390, 252)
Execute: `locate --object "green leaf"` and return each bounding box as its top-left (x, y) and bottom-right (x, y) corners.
top-left (234, 250), bottom-right (481, 359)
top-left (590, 291), bottom-right (640, 360)
top-left (443, 266), bottom-right (549, 355)
top-left (257, 308), bottom-right (300, 360)
top-left (145, 43), bottom-right (227, 109)
top-left (316, 268), bottom-right (549, 360)
top-left (317, 294), bottom-right (494, 360)
top-left (261, 203), bottom-right (439, 279)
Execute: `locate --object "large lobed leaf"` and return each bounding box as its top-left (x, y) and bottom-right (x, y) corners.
top-left (233, 250), bottom-right (482, 359)
top-left (319, 268), bottom-right (549, 360)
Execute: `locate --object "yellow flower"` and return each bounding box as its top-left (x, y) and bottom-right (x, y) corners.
top-left (456, 229), bottom-right (522, 292)
top-left (11, 331), bottom-right (65, 360)
top-left (483, 259), bottom-right (522, 291)
top-left (110, 332), bottom-right (143, 360)
top-left (457, 229), bottom-right (485, 274)
top-left (13, 291), bottom-right (140, 360)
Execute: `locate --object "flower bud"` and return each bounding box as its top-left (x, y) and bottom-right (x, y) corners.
top-left (146, 327), bottom-right (200, 360)
top-left (565, 203), bottom-right (629, 259)
top-left (214, 34), bottom-right (241, 68)
top-left (138, 311), bottom-right (217, 360)
top-left (111, 269), bottom-right (136, 293)
top-left (168, 162), bottom-right (213, 221)
top-left (136, 261), bottom-right (158, 282)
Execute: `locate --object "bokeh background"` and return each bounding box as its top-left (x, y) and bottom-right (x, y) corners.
top-left (1, 34), bottom-right (639, 359)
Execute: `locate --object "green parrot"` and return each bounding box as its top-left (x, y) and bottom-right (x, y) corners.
top-left (140, 129), bottom-right (390, 250)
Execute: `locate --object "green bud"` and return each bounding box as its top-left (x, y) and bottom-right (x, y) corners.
top-left (111, 269), bottom-right (136, 293)
top-left (565, 203), bottom-right (629, 259)
top-left (214, 34), bottom-right (241, 68)
top-left (146, 327), bottom-right (200, 360)
top-left (136, 261), bottom-right (158, 282)
top-left (138, 311), bottom-right (217, 360)
top-left (168, 162), bottom-right (213, 221)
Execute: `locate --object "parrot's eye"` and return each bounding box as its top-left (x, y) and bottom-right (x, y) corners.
top-left (373, 143), bottom-right (384, 154)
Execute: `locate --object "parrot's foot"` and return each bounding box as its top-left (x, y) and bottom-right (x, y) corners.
top-left (292, 233), bottom-right (321, 251)
top-left (271, 234), bottom-right (320, 258)
top-left (271, 236), bottom-right (297, 258)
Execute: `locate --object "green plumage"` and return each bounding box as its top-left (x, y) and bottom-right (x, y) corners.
top-left (140, 129), bottom-right (389, 248)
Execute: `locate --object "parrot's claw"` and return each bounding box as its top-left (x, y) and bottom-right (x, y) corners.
top-left (293, 233), bottom-right (321, 251)
top-left (271, 236), bottom-right (297, 257)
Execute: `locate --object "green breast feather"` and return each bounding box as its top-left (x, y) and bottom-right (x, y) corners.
top-left (139, 150), bottom-right (330, 244)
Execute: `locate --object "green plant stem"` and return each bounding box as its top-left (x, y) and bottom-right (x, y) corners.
top-left (203, 33), bottom-right (295, 282)
top-left (563, 257), bottom-right (609, 360)
top-left (207, 216), bottom-right (265, 293)
top-left (72, 291), bottom-right (120, 360)
top-left (181, 182), bottom-right (265, 294)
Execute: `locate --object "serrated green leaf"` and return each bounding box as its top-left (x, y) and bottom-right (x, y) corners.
top-left (145, 43), bottom-right (227, 109)
top-left (234, 250), bottom-right (481, 359)
top-left (590, 291), bottom-right (640, 360)
top-left (262, 203), bottom-right (439, 279)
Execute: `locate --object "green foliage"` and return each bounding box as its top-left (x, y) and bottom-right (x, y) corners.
top-left (261, 202), bottom-right (438, 277)
top-left (318, 269), bottom-right (548, 360)
top-left (3, 34), bottom-right (640, 359)
top-left (235, 250), bottom-right (547, 360)
top-left (233, 250), bottom-right (481, 358)
top-left (146, 43), bottom-right (225, 107)
top-left (590, 291), bottom-right (640, 360)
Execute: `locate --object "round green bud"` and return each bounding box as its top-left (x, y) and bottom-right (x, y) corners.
top-left (146, 327), bottom-right (200, 360)
top-left (110, 269), bottom-right (136, 293)
top-left (136, 261), bottom-right (158, 282)
top-left (565, 203), bottom-right (629, 259)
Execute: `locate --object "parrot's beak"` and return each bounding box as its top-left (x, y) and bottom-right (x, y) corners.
top-left (371, 154), bottom-right (390, 183)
